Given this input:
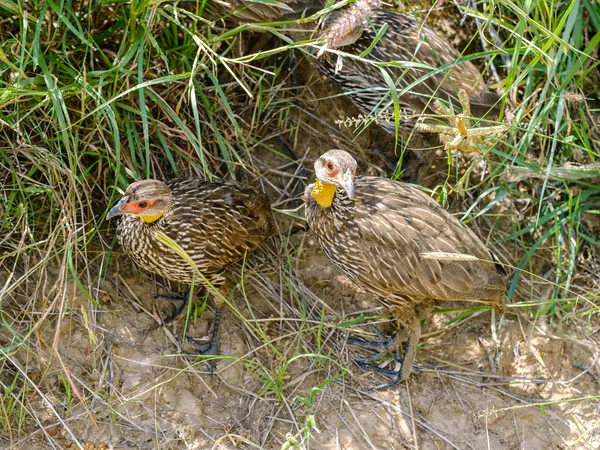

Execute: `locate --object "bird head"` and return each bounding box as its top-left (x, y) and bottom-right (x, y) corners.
top-left (311, 150), bottom-right (357, 207)
top-left (106, 179), bottom-right (173, 224)
top-left (317, 10), bottom-right (366, 57)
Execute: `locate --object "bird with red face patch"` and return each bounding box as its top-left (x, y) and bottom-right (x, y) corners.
top-left (107, 178), bottom-right (275, 370)
top-left (304, 150), bottom-right (506, 389)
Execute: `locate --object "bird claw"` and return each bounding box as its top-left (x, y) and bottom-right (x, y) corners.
top-left (354, 361), bottom-right (406, 391)
top-left (349, 324), bottom-right (403, 356)
top-left (184, 335), bottom-right (220, 376)
top-left (348, 324), bottom-right (415, 389)
top-left (349, 329), bottom-right (402, 364)
top-left (182, 306), bottom-right (223, 376)
top-left (156, 293), bottom-right (223, 377)
top-left (367, 323), bottom-right (393, 341)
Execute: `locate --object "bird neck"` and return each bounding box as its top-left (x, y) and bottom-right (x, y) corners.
top-left (311, 179), bottom-right (337, 209)
top-left (140, 212), bottom-right (164, 224)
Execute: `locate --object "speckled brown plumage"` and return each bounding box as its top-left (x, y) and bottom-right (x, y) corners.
top-left (113, 178), bottom-right (274, 287)
top-left (304, 150), bottom-right (505, 388)
top-left (317, 9), bottom-right (500, 134)
top-left (206, 0), bottom-right (325, 22)
top-left (107, 178), bottom-right (274, 367)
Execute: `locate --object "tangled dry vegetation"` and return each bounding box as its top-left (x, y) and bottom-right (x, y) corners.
top-left (0, 0), bottom-right (599, 449)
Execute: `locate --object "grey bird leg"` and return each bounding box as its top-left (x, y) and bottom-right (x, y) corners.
top-left (354, 324), bottom-right (421, 390)
top-left (187, 304), bottom-right (223, 376)
top-left (156, 288), bottom-right (226, 376)
top-left (187, 286), bottom-right (228, 375)
top-left (365, 147), bottom-right (398, 173)
top-left (365, 140), bottom-right (436, 184)
top-left (365, 145), bottom-right (415, 183)
top-left (350, 299), bottom-right (433, 390)
top-left (349, 323), bottom-right (419, 390)
top-left (349, 323), bottom-right (410, 364)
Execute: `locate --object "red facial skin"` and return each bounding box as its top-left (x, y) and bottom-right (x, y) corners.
top-left (120, 199), bottom-right (157, 214)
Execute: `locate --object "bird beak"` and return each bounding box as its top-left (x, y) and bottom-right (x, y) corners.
top-left (106, 198), bottom-right (127, 220)
top-left (340, 169), bottom-right (355, 199)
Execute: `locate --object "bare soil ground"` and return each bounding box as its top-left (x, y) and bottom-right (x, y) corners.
top-left (3, 229), bottom-right (599, 449)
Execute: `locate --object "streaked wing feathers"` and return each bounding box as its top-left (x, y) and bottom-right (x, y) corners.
top-left (117, 178), bottom-right (274, 286)
top-left (305, 176), bottom-right (506, 309)
top-left (317, 9), bottom-right (500, 126)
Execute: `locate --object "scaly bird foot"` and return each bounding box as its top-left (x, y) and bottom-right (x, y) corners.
top-left (183, 306), bottom-right (223, 376)
top-left (348, 324), bottom-right (406, 364)
top-left (156, 293), bottom-right (223, 376)
top-left (348, 323), bottom-right (419, 390)
top-left (354, 361), bottom-right (407, 391)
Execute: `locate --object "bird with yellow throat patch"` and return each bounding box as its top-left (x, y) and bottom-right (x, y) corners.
top-left (107, 178), bottom-right (275, 371)
top-left (304, 150), bottom-right (506, 389)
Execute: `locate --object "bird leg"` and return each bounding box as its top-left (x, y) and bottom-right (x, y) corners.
top-left (348, 323), bottom-right (407, 362)
top-left (365, 147), bottom-right (399, 173)
top-left (365, 137), bottom-right (442, 186)
top-left (349, 300), bottom-right (433, 390)
top-left (155, 286), bottom-right (227, 375)
top-left (350, 323), bottom-right (420, 390)
top-left (185, 304), bottom-right (223, 375)
top-left (184, 286), bottom-right (228, 375)
top-left (154, 290), bottom-right (193, 326)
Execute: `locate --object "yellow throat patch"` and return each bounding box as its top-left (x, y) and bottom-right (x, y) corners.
top-left (311, 179), bottom-right (337, 208)
top-left (140, 212), bottom-right (164, 224)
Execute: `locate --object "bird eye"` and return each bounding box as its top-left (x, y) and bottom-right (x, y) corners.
top-left (326, 161), bottom-right (334, 171)
top-left (138, 201), bottom-right (148, 208)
